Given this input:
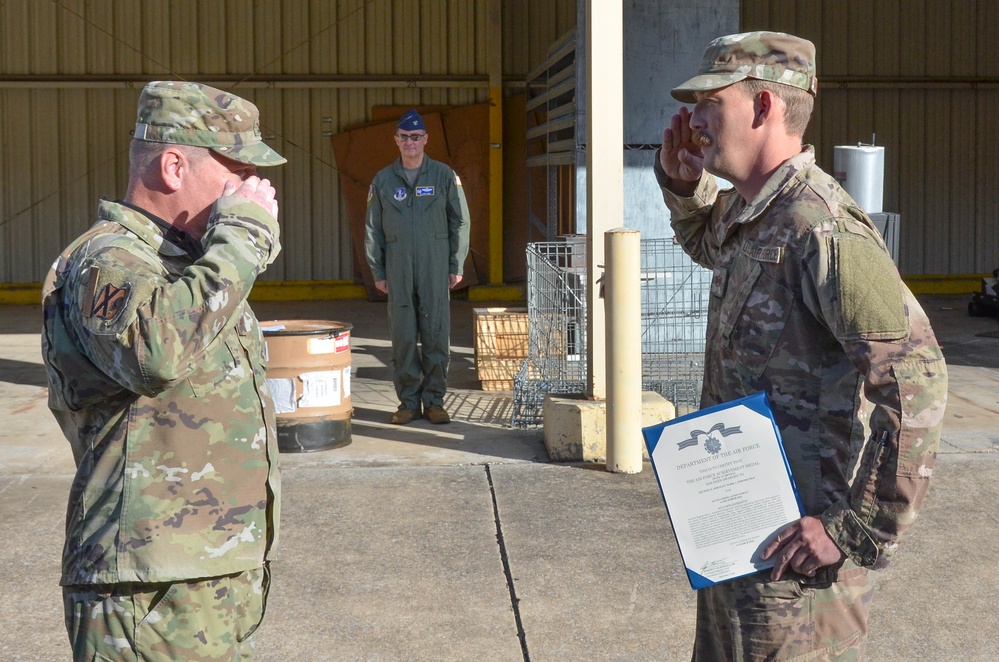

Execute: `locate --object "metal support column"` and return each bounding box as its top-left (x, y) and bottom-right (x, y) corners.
top-left (605, 229), bottom-right (643, 473)
top-left (584, 0), bottom-right (623, 400)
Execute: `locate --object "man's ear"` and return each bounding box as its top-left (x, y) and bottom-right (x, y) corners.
top-left (159, 147), bottom-right (186, 192)
top-left (753, 89), bottom-right (778, 129)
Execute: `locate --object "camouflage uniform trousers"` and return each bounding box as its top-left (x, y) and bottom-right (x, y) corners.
top-left (692, 563), bottom-right (876, 661)
top-left (63, 564), bottom-right (270, 661)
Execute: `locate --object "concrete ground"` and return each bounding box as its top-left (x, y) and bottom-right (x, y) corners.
top-left (1, 293), bottom-right (997, 661)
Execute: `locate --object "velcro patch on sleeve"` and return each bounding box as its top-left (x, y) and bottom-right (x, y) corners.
top-left (90, 282), bottom-right (130, 321)
top-left (82, 264), bottom-right (142, 335)
top-left (834, 235), bottom-right (909, 340)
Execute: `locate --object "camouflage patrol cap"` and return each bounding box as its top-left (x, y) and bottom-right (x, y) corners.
top-left (133, 81), bottom-right (286, 166)
top-left (671, 31), bottom-right (817, 103)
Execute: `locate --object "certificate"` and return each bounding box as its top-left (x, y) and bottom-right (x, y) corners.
top-left (642, 392), bottom-right (803, 589)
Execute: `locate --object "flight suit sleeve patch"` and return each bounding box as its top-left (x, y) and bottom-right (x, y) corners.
top-left (834, 235), bottom-right (909, 340)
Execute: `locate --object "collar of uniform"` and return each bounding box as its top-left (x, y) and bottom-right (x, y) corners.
top-left (733, 146), bottom-right (816, 226)
top-left (100, 199), bottom-right (204, 260)
top-left (392, 155), bottom-right (430, 180)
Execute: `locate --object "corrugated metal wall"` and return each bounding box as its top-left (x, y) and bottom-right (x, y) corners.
top-left (0, 0), bottom-right (575, 285)
top-left (742, 0), bottom-right (999, 276)
top-left (16, 2), bottom-right (986, 283)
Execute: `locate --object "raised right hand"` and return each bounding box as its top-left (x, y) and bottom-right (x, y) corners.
top-left (211, 176), bottom-right (281, 268)
top-left (660, 107), bottom-right (704, 188)
top-left (223, 176), bottom-right (279, 220)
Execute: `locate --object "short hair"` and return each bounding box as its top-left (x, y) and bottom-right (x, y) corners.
top-left (128, 139), bottom-right (209, 180)
top-left (740, 79), bottom-right (814, 137)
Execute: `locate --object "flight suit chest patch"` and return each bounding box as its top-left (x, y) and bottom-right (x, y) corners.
top-left (416, 186), bottom-right (435, 196)
top-left (394, 187), bottom-right (407, 201)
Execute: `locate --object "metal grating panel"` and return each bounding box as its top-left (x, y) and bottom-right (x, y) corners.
top-left (512, 238), bottom-right (710, 428)
top-left (638, 238), bottom-right (711, 417)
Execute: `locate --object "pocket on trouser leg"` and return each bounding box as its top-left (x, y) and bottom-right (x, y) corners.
top-left (232, 565), bottom-right (270, 659)
top-left (63, 586), bottom-right (139, 662)
top-left (134, 571), bottom-right (266, 661)
top-left (727, 567), bottom-right (874, 661)
top-left (134, 582), bottom-right (208, 661)
top-left (729, 578), bottom-right (814, 659)
top-left (808, 565), bottom-right (875, 660)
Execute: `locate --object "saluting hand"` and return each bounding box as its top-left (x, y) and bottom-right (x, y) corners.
top-left (660, 107), bottom-right (704, 196)
top-left (223, 176), bottom-right (279, 220)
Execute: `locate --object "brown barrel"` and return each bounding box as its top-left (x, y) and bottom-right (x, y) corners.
top-left (261, 320), bottom-right (353, 452)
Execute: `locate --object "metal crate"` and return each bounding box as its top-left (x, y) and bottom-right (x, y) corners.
top-left (512, 239), bottom-right (588, 428)
top-left (638, 238), bottom-right (711, 416)
top-left (512, 237), bottom-right (710, 428)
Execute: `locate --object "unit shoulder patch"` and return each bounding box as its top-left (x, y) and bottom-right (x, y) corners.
top-left (83, 278), bottom-right (131, 322)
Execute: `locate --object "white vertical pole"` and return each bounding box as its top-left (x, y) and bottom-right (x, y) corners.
top-left (605, 228), bottom-right (643, 474)
top-left (585, 0), bottom-right (623, 401)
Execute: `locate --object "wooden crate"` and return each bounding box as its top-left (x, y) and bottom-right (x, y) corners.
top-left (473, 307), bottom-right (528, 390)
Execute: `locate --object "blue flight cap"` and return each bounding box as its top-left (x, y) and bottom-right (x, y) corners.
top-left (397, 109), bottom-right (426, 132)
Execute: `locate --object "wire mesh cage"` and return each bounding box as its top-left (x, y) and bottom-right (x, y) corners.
top-left (511, 237), bottom-right (710, 428)
top-left (512, 238), bottom-right (589, 428)
top-left (638, 238), bottom-right (712, 416)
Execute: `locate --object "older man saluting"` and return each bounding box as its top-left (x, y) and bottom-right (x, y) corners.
top-left (43, 81), bottom-right (285, 661)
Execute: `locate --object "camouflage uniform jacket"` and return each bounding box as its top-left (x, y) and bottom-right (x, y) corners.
top-left (655, 147), bottom-right (947, 570)
top-left (42, 196), bottom-right (281, 586)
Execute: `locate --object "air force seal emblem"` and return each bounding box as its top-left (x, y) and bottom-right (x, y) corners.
top-left (394, 187), bottom-right (407, 201)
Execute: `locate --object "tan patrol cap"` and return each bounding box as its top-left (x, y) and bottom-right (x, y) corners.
top-left (133, 81), bottom-right (286, 166)
top-left (671, 31), bottom-right (817, 103)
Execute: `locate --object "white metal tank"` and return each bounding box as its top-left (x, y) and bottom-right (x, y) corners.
top-left (833, 144), bottom-right (885, 214)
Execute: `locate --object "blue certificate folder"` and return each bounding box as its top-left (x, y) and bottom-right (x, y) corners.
top-left (642, 392), bottom-right (804, 590)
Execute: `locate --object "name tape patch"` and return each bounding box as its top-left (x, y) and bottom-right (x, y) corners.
top-left (741, 240), bottom-right (784, 264)
top-left (416, 186), bottom-right (435, 196)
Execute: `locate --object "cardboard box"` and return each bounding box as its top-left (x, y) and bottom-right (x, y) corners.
top-left (473, 307), bottom-right (528, 390)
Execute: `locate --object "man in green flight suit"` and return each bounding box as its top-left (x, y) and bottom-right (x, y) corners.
top-left (365, 109), bottom-right (471, 425)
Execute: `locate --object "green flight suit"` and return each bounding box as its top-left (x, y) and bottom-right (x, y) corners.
top-left (364, 156), bottom-right (470, 410)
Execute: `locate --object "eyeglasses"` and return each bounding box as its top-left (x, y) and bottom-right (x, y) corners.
top-left (396, 133), bottom-right (426, 142)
